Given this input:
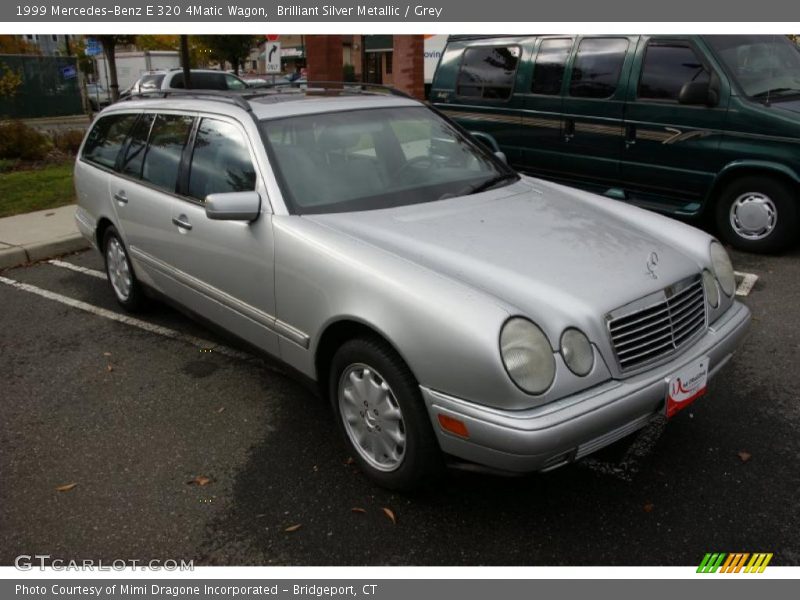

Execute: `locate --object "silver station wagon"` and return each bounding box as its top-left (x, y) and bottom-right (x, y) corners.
top-left (74, 85), bottom-right (752, 490)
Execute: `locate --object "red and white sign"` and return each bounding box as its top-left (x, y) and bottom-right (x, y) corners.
top-left (666, 357), bottom-right (709, 418)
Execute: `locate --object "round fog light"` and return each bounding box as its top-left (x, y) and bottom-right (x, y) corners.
top-left (560, 328), bottom-right (594, 376)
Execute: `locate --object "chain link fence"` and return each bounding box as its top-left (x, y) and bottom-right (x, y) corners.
top-left (0, 54), bottom-right (83, 119)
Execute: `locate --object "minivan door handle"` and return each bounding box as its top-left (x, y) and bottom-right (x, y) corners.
top-left (172, 216), bottom-right (193, 231)
top-left (113, 190), bottom-right (128, 204)
top-left (625, 123), bottom-right (637, 147)
top-left (564, 118), bottom-right (575, 142)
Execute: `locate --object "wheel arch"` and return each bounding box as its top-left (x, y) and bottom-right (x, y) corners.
top-left (314, 317), bottom-right (415, 401)
top-left (95, 216), bottom-right (116, 250)
top-left (708, 160), bottom-right (800, 209)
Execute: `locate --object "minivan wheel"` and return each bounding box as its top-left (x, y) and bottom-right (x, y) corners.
top-left (715, 176), bottom-right (798, 253)
top-left (102, 226), bottom-right (144, 311)
top-left (329, 336), bottom-right (442, 491)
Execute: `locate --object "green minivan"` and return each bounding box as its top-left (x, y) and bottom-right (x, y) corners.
top-left (431, 35), bottom-right (800, 252)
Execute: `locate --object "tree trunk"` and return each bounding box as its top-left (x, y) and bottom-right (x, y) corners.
top-left (102, 39), bottom-right (119, 101)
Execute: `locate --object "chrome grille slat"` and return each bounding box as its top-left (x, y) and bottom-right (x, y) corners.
top-left (607, 274), bottom-right (707, 372)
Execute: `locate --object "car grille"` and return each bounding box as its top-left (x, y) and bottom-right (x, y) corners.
top-left (607, 275), bottom-right (707, 372)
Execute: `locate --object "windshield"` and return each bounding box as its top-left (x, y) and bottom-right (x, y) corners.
top-left (706, 35), bottom-right (800, 100)
top-left (261, 106), bottom-right (514, 214)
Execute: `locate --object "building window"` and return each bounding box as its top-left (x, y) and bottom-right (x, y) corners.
top-left (385, 52), bottom-right (393, 75)
top-left (52, 35), bottom-right (58, 42)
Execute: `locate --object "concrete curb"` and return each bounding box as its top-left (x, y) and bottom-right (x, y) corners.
top-left (0, 234), bottom-right (90, 270)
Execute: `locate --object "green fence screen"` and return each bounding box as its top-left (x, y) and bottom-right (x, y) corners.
top-left (0, 54), bottom-right (83, 119)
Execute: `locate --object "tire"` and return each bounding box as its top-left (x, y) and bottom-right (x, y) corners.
top-left (714, 175), bottom-right (798, 253)
top-left (329, 336), bottom-right (443, 491)
top-left (102, 226), bottom-right (144, 311)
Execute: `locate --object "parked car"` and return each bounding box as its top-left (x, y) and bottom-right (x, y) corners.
top-left (86, 82), bottom-right (111, 111)
top-left (120, 69), bottom-right (253, 99)
top-left (431, 34), bottom-right (800, 253)
top-left (73, 87), bottom-right (751, 490)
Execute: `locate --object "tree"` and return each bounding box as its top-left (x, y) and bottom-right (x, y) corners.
top-left (134, 34), bottom-right (212, 67)
top-left (0, 62), bottom-right (22, 98)
top-left (196, 35), bottom-right (258, 74)
top-left (95, 35), bottom-right (136, 101)
top-left (0, 36), bottom-right (40, 55)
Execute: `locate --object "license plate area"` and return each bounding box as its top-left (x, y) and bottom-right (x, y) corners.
top-left (666, 356), bottom-right (709, 418)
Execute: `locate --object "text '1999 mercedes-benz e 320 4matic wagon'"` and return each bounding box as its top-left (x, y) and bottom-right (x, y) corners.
top-left (74, 84), bottom-right (751, 490)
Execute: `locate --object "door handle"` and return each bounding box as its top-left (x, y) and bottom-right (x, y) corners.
top-left (564, 118), bottom-right (575, 142)
top-left (113, 191), bottom-right (128, 204)
top-left (172, 216), bottom-right (192, 231)
top-left (625, 124), bottom-right (637, 147)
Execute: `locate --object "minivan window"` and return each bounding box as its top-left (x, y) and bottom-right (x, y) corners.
top-left (225, 74), bottom-right (248, 90)
top-left (171, 72), bottom-right (226, 90)
top-left (141, 114), bottom-right (194, 192)
top-left (706, 35), bottom-right (800, 100)
top-left (262, 106), bottom-right (512, 215)
top-left (569, 38), bottom-right (629, 99)
top-left (188, 118), bottom-right (256, 202)
top-left (119, 113), bottom-right (155, 178)
top-left (638, 42), bottom-right (709, 101)
top-left (82, 113), bottom-right (138, 169)
top-left (456, 45), bottom-right (520, 100)
top-left (531, 38), bottom-right (573, 95)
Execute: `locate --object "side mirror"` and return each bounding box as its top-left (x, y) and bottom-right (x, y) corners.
top-left (470, 130), bottom-right (502, 154)
top-left (494, 151), bottom-right (508, 164)
top-left (205, 191), bottom-right (261, 222)
top-left (678, 80), bottom-right (718, 106)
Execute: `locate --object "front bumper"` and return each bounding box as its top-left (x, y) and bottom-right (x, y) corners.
top-left (421, 300), bottom-right (751, 473)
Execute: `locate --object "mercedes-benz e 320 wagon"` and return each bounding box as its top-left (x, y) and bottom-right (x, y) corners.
top-left (74, 85), bottom-right (751, 489)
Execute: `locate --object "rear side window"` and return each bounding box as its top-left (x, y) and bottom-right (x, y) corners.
top-left (569, 38), bottom-right (629, 99)
top-left (456, 45), bottom-right (520, 100)
top-left (532, 38), bottom-right (573, 95)
top-left (225, 74), bottom-right (248, 90)
top-left (138, 74), bottom-right (164, 92)
top-left (188, 118), bottom-right (256, 202)
top-left (141, 114), bottom-right (194, 192)
top-left (82, 113), bottom-right (138, 169)
top-left (638, 42), bottom-right (709, 101)
top-left (119, 113), bottom-right (154, 178)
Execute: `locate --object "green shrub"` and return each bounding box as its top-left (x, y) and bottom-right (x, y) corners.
top-left (0, 158), bottom-right (18, 172)
top-left (0, 120), bottom-right (52, 161)
top-left (52, 129), bottom-right (85, 156)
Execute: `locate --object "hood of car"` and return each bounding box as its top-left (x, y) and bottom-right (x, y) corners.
top-left (307, 179), bottom-right (702, 332)
top-left (773, 97), bottom-right (800, 115)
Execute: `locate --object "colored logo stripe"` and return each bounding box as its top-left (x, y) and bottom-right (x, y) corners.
top-left (697, 553), bottom-right (773, 573)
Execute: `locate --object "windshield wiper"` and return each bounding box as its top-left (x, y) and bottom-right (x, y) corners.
top-left (752, 87), bottom-right (800, 104)
top-left (468, 172), bottom-right (519, 195)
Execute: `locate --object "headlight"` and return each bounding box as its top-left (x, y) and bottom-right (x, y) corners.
top-left (702, 269), bottom-right (719, 308)
top-left (560, 328), bottom-right (594, 376)
top-left (710, 241), bottom-right (736, 297)
top-left (500, 318), bottom-right (555, 394)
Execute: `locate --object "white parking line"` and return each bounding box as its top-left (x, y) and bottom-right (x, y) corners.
top-left (734, 271), bottom-right (759, 297)
top-left (0, 274), bottom-right (254, 362)
top-left (48, 259), bottom-right (107, 280)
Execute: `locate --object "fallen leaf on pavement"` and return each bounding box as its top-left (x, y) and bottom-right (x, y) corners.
top-left (216, 407), bottom-right (225, 413)
top-left (351, 507), bottom-right (366, 514)
top-left (103, 352), bottom-right (112, 357)
top-left (56, 483), bottom-right (78, 492)
top-left (738, 451), bottom-right (752, 463)
top-left (106, 364), bottom-right (113, 372)
top-left (187, 475), bottom-right (212, 486)
top-left (285, 524), bottom-right (302, 532)
top-left (382, 507), bottom-right (396, 524)
top-left (344, 457), bottom-right (355, 465)
top-left (643, 502), bottom-right (655, 513)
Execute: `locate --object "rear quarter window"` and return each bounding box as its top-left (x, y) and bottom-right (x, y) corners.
top-left (81, 113), bottom-right (138, 169)
top-left (456, 45), bottom-right (520, 101)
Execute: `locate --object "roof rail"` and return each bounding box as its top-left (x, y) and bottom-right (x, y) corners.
top-left (119, 89), bottom-right (253, 111)
top-left (118, 82), bottom-right (416, 112)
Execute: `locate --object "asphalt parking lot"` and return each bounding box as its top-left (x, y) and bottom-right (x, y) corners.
top-left (1, 245), bottom-right (799, 566)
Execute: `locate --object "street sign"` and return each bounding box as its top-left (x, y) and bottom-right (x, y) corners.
top-left (265, 41), bottom-right (281, 74)
top-left (85, 38), bottom-right (102, 56)
top-left (60, 65), bottom-right (77, 80)
top-left (265, 34), bottom-right (280, 41)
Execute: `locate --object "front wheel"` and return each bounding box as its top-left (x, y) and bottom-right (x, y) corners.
top-left (329, 336), bottom-right (442, 491)
top-left (714, 176), bottom-right (798, 253)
